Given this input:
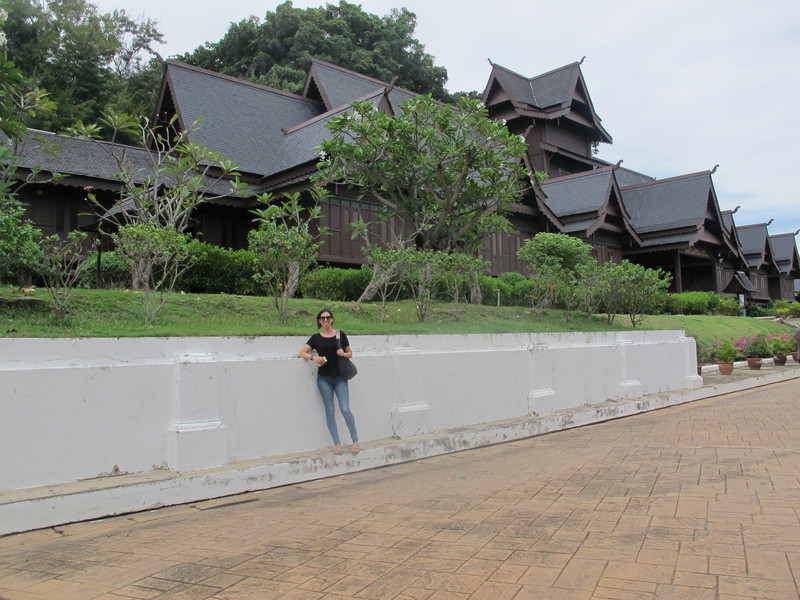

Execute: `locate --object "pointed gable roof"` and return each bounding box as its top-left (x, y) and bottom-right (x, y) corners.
top-left (157, 61), bottom-right (323, 177)
top-left (539, 166), bottom-right (641, 242)
top-left (263, 87), bottom-right (412, 181)
top-left (738, 223), bottom-right (780, 272)
top-left (542, 167), bottom-right (615, 217)
top-left (303, 58), bottom-right (391, 111)
top-left (483, 60), bottom-right (611, 143)
top-left (720, 208), bottom-right (749, 264)
top-left (613, 166), bottom-right (655, 188)
top-left (768, 232), bottom-right (800, 276)
top-left (620, 170), bottom-right (732, 249)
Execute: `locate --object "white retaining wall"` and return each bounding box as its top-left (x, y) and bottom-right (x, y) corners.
top-left (1, 331), bottom-right (700, 498)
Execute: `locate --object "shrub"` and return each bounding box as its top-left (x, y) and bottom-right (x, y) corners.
top-left (478, 276), bottom-right (508, 306)
top-left (773, 300), bottom-right (800, 318)
top-left (76, 250), bottom-right (130, 289)
top-left (299, 267), bottom-right (372, 301)
top-left (746, 304), bottom-right (770, 318)
top-left (498, 271), bottom-right (526, 286)
top-left (696, 342), bottom-right (715, 365)
top-left (509, 279), bottom-right (540, 307)
top-left (177, 242), bottom-right (258, 295)
top-left (478, 275), bottom-right (553, 308)
top-left (664, 291), bottom-right (722, 315)
top-left (713, 340), bottom-right (738, 363)
top-left (733, 335), bottom-right (772, 358)
top-left (717, 296), bottom-right (740, 316)
top-left (770, 334), bottom-right (795, 355)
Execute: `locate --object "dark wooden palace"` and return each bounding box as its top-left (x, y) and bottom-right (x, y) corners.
top-left (10, 57), bottom-right (799, 303)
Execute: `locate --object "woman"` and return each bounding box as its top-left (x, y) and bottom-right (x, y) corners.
top-left (298, 308), bottom-right (360, 455)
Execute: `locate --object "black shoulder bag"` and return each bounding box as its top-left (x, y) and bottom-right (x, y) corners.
top-left (335, 331), bottom-right (358, 380)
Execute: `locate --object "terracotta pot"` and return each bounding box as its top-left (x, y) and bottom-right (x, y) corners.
top-left (718, 362), bottom-right (734, 375)
top-left (746, 357), bottom-right (762, 370)
top-left (773, 354), bottom-right (787, 366)
top-left (793, 351), bottom-right (798, 363)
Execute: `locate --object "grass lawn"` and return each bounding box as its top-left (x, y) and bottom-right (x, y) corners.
top-left (1, 286), bottom-right (794, 357)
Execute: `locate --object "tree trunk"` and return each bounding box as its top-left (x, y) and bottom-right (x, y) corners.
top-left (284, 261), bottom-right (302, 299)
top-left (358, 262), bottom-right (401, 303)
top-left (469, 275), bottom-right (483, 305)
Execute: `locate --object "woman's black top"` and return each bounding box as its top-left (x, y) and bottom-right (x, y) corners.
top-left (306, 331), bottom-right (350, 377)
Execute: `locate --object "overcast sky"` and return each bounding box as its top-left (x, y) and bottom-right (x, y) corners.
top-left (93, 0), bottom-right (800, 244)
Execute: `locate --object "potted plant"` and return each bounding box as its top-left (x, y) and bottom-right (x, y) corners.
top-left (714, 340), bottom-right (737, 375)
top-left (742, 335), bottom-right (772, 370)
top-left (770, 334), bottom-right (794, 366)
top-left (696, 343), bottom-right (714, 375)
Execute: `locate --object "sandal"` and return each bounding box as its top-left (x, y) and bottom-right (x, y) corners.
top-left (333, 445), bottom-right (344, 455)
top-left (350, 443), bottom-right (360, 455)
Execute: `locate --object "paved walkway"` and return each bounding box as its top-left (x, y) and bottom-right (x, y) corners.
top-left (1, 370), bottom-right (799, 599)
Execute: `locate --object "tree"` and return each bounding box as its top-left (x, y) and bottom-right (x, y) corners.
top-left (66, 111), bottom-right (245, 323)
top-left (248, 190), bottom-right (327, 322)
top-left (517, 233), bottom-right (595, 277)
top-left (179, 1), bottom-right (449, 100)
top-left (440, 252), bottom-right (490, 306)
top-left (517, 233), bottom-right (598, 319)
top-left (357, 244), bottom-right (406, 320)
top-left (0, 187), bottom-right (41, 283)
top-left (396, 248), bottom-right (441, 323)
top-left (38, 230), bottom-right (88, 319)
top-left (610, 260), bottom-right (672, 327)
top-left (0, 15), bottom-right (60, 285)
top-left (315, 95), bottom-right (530, 253)
top-left (1, 0), bottom-right (163, 135)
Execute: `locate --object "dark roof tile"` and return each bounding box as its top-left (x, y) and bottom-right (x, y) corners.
top-left (541, 169), bottom-right (613, 217)
top-left (166, 61), bottom-right (323, 177)
top-left (621, 172), bottom-right (712, 234)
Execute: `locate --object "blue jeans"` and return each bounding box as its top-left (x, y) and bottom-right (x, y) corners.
top-left (316, 375), bottom-right (358, 445)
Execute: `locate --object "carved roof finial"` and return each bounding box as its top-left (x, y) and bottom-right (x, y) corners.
top-left (710, 164), bottom-right (719, 174)
top-left (579, 56), bottom-right (586, 65)
top-left (487, 58), bottom-right (494, 67)
top-left (732, 205), bottom-right (740, 214)
top-left (766, 218), bottom-right (774, 226)
top-left (613, 159), bottom-right (623, 169)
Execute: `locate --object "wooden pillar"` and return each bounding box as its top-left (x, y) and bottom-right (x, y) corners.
top-left (674, 252), bottom-right (683, 292)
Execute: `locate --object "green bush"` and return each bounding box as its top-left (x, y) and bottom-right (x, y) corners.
top-left (76, 250), bottom-right (130, 289)
top-left (479, 275), bottom-right (542, 307)
top-left (498, 271), bottom-right (526, 286)
top-left (299, 267), bottom-right (372, 301)
top-left (747, 304), bottom-right (771, 318)
top-left (664, 291), bottom-right (722, 315)
top-left (717, 296), bottom-right (740, 316)
top-left (177, 242), bottom-right (259, 295)
top-left (773, 300), bottom-right (800, 318)
top-left (478, 276), bottom-right (506, 306)
top-left (509, 279), bottom-right (540, 307)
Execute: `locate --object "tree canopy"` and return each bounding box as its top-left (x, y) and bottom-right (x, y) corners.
top-left (314, 95), bottom-right (530, 253)
top-left (1, 0), bottom-right (163, 133)
top-left (179, 0), bottom-right (449, 100)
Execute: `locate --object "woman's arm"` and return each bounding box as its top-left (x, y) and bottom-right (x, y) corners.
top-left (336, 345), bottom-right (353, 359)
top-left (299, 343), bottom-right (326, 365)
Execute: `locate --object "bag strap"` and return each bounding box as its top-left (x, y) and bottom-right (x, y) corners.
top-left (335, 330), bottom-right (342, 349)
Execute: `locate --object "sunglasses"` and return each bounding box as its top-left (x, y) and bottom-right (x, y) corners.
top-left (319, 316), bottom-right (333, 320)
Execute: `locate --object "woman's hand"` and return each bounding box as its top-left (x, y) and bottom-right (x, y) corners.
top-left (312, 355), bottom-right (326, 366)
